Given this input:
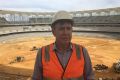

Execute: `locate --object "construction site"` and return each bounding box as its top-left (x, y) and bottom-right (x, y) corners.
top-left (0, 7), bottom-right (120, 80)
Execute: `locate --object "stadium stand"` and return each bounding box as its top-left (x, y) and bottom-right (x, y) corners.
top-left (0, 7), bottom-right (120, 38)
top-left (28, 15), bottom-right (120, 24)
top-left (29, 17), bottom-right (52, 23)
top-left (0, 17), bottom-right (8, 24)
top-left (73, 15), bottom-right (120, 24)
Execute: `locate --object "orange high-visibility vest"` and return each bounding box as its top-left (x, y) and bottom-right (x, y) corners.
top-left (41, 43), bottom-right (85, 80)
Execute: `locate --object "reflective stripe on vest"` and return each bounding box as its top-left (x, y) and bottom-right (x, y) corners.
top-left (75, 44), bottom-right (81, 60)
top-left (42, 43), bottom-right (85, 79)
top-left (44, 45), bottom-right (50, 62)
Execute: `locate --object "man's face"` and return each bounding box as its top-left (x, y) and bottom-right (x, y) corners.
top-left (52, 21), bottom-right (73, 45)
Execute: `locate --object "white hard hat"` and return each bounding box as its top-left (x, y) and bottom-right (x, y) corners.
top-left (51, 11), bottom-right (73, 26)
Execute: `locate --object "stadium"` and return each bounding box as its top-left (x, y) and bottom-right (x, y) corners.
top-left (0, 7), bottom-right (120, 80)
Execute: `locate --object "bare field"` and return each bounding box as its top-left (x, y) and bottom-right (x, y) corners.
top-left (0, 36), bottom-right (120, 79)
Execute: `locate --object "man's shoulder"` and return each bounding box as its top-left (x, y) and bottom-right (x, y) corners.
top-left (72, 43), bottom-right (88, 53)
top-left (40, 43), bottom-right (53, 49)
top-left (72, 43), bottom-right (85, 48)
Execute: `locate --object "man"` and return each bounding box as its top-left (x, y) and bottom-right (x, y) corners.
top-left (32, 11), bottom-right (94, 80)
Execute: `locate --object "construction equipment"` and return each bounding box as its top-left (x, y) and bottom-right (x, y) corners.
top-left (9, 56), bottom-right (25, 64)
top-left (112, 60), bottom-right (120, 73)
top-left (94, 64), bottom-right (108, 71)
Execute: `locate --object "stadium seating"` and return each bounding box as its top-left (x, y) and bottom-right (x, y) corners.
top-left (0, 17), bottom-right (8, 24)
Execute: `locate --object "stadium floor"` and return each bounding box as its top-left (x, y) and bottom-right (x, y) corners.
top-left (0, 35), bottom-right (120, 79)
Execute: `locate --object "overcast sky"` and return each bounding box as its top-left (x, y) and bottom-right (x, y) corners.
top-left (0, 0), bottom-right (120, 12)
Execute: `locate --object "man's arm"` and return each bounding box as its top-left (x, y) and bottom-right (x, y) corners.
top-left (32, 48), bottom-right (43, 80)
top-left (82, 47), bottom-right (95, 80)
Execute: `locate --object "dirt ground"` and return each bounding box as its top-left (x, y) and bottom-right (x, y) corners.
top-left (0, 35), bottom-right (120, 79)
